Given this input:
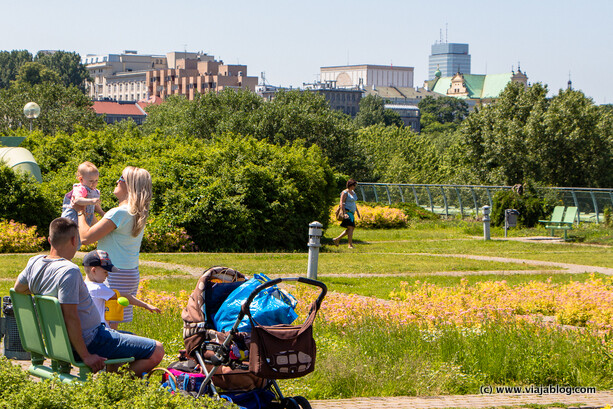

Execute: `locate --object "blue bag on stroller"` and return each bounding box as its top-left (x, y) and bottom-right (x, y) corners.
top-left (213, 273), bottom-right (298, 332)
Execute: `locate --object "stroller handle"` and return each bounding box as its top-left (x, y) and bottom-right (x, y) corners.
top-left (238, 277), bottom-right (327, 325)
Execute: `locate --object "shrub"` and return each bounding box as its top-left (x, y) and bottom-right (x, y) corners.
top-left (362, 201), bottom-right (439, 221)
top-left (0, 164), bottom-right (55, 236)
top-left (491, 186), bottom-right (552, 227)
top-left (0, 364), bottom-right (230, 408)
top-left (23, 129), bottom-right (337, 252)
top-left (150, 133), bottom-right (336, 251)
top-left (141, 217), bottom-right (197, 253)
top-left (604, 206), bottom-right (612, 228)
top-left (330, 204), bottom-right (409, 229)
top-left (0, 219), bottom-right (46, 253)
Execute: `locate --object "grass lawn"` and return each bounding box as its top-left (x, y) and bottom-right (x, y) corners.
top-left (3, 220), bottom-right (613, 399)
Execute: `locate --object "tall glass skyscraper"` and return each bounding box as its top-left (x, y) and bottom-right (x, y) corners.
top-left (428, 43), bottom-right (471, 79)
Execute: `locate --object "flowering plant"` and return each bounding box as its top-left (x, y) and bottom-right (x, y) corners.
top-left (141, 218), bottom-right (197, 253)
top-left (0, 219), bottom-right (46, 253)
top-left (329, 205), bottom-right (409, 229)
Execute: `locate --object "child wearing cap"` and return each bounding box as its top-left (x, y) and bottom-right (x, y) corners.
top-left (83, 250), bottom-right (160, 326)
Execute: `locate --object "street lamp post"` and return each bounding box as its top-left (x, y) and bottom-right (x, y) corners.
top-left (23, 102), bottom-right (41, 131)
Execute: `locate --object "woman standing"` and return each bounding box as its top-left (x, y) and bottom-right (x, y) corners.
top-left (78, 166), bottom-right (152, 329)
top-left (333, 179), bottom-right (361, 249)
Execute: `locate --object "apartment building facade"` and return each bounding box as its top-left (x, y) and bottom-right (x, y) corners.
top-left (84, 50), bottom-right (167, 101)
top-left (146, 56), bottom-right (258, 100)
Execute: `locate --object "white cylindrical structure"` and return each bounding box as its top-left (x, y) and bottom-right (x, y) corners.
top-left (0, 147), bottom-right (42, 182)
top-left (482, 205), bottom-right (491, 241)
top-left (307, 221), bottom-right (323, 280)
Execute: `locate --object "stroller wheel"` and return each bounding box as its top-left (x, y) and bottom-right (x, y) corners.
top-left (292, 396), bottom-right (312, 409)
top-left (280, 397), bottom-right (299, 409)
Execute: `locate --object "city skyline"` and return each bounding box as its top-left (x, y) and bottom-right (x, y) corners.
top-left (1, 0), bottom-right (611, 104)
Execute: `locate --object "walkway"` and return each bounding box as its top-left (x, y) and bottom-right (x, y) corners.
top-left (309, 391), bottom-right (613, 408)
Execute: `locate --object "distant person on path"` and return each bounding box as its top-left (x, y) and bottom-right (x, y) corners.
top-left (333, 179), bottom-right (361, 249)
top-left (14, 218), bottom-right (164, 375)
top-left (83, 249), bottom-right (160, 327)
top-left (78, 166), bottom-right (152, 330)
top-left (61, 161), bottom-right (105, 226)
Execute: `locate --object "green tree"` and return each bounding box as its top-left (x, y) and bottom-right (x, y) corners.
top-left (14, 62), bottom-right (61, 86)
top-left (418, 95), bottom-right (469, 124)
top-left (0, 82), bottom-right (104, 135)
top-left (143, 89), bottom-right (364, 177)
top-left (354, 95), bottom-right (403, 128)
top-left (459, 82), bottom-right (613, 187)
top-left (35, 51), bottom-right (90, 90)
top-left (0, 50), bottom-right (33, 89)
top-left (356, 124), bottom-right (444, 183)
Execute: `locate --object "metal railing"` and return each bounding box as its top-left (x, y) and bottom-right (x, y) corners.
top-left (357, 183), bottom-right (613, 223)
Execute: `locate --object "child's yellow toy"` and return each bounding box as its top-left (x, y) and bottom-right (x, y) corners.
top-left (105, 290), bottom-right (125, 321)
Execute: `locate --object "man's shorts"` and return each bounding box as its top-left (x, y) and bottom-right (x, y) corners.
top-left (85, 324), bottom-right (157, 360)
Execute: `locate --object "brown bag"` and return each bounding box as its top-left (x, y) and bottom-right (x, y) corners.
top-left (248, 301), bottom-right (318, 379)
top-left (334, 206), bottom-right (344, 221)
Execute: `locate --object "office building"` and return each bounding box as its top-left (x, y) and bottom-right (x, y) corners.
top-left (428, 43), bottom-right (471, 80)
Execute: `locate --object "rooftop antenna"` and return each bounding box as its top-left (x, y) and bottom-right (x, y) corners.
top-left (261, 71), bottom-right (267, 86)
top-left (439, 28), bottom-right (443, 43)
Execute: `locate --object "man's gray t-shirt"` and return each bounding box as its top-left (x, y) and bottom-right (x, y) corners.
top-left (17, 255), bottom-right (101, 345)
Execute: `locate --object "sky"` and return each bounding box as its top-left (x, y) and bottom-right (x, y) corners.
top-left (2, 0), bottom-right (612, 104)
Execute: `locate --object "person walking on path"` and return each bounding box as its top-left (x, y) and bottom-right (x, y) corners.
top-left (78, 166), bottom-right (151, 329)
top-left (333, 179), bottom-right (361, 249)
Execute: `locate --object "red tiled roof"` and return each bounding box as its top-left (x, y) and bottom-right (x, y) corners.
top-left (137, 95), bottom-right (164, 107)
top-left (92, 101), bottom-right (146, 116)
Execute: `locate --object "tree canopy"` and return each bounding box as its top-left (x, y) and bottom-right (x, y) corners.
top-left (354, 95), bottom-right (403, 128)
top-left (143, 89), bottom-right (364, 177)
top-left (418, 95), bottom-right (469, 124)
top-left (0, 50), bottom-right (89, 90)
top-left (459, 82), bottom-right (613, 187)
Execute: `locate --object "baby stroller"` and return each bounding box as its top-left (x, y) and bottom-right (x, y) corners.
top-left (173, 266), bottom-right (327, 409)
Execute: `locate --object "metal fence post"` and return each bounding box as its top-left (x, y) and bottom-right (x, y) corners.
top-left (307, 221), bottom-right (323, 280)
top-left (482, 206), bottom-right (491, 241)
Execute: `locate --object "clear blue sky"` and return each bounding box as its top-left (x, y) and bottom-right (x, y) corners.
top-left (2, 0), bottom-right (612, 104)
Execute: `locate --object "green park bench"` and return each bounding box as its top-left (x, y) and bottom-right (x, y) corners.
top-left (9, 289), bottom-right (134, 382)
top-left (539, 206), bottom-right (578, 241)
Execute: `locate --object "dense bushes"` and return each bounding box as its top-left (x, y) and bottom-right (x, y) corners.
top-left (491, 187), bottom-right (553, 227)
top-left (22, 128), bottom-right (336, 251)
top-left (151, 134), bottom-right (336, 250)
top-left (0, 164), bottom-right (55, 235)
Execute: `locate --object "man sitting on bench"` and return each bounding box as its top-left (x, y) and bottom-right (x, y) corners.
top-left (13, 217), bottom-right (164, 376)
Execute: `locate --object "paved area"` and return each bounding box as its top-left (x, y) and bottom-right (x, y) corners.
top-left (309, 392), bottom-right (613, 408)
